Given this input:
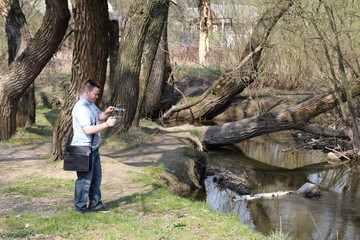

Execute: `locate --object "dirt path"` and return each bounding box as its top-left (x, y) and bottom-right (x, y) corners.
top-left (0, 128), bottom-right (190, 217)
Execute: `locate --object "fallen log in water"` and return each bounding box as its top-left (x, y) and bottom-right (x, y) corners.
top-left (208, 170), bottom-right (322, 202)
top-left (207, 169), bottom-right (251, 195)
top-left (229, 182), bottom-right (322, 202)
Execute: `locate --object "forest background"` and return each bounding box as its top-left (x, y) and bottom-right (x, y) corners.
top-left (0, 0), bottom-right (360, 239)
top-left (1, 0), bottom-right (359, 160)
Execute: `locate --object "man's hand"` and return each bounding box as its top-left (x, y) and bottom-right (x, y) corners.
top-left (105, 106), bottom-right (115, 115)
top-left (106, 117), bottom-right (117, 127)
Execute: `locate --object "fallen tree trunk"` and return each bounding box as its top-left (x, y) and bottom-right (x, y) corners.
top-left (167, 79), bottom-right (360, 147)
top-left (228, 182), bottom-right (322, 201)
top-left (207, 171), bottom-right (321, 201)
top-left (162, 0), bottom-right (293, 121)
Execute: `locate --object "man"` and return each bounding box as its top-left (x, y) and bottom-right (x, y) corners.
top-left (71, 79), bottom-right (117, 213)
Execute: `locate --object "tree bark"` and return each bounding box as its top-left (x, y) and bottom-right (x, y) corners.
top-left (16, 83), bottom-right (35, 127)
top-left (3, 0), bottom-right (28, 65)
top-left (110, 0), bottom-right (169, 131)
top-left (51, 0), bottom-right (109, 161)
top-left (108, 17), bottom-right (119, 106)
top-left (3, 0), bottom-right (36, 127)
top-left (168, 79), bottom-right (360, 147)
top-left (163, 0), bottom-right (293, 121)
top-left (0, 0), bottom-right (70, 140)
top-left (143, 23), bottom-right (171, 118)
top-left (133, 1), bottom-right (169, 126)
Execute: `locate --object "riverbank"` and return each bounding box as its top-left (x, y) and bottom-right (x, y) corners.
top-left (0, 115), bottom-right (264, 240)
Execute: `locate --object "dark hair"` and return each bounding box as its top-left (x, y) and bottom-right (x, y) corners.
top-left (83, 79), bottom-right (101, 92)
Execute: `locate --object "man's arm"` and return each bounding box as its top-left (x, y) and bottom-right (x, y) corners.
top-left (82, 106), bottom-right (116, 135)
top-left (82, 121), bottom-right (112, 135)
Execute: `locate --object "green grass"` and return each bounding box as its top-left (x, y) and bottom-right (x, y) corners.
top-left (1, 177), bottom-right (74, 198)
top-left (0, 108), bottom-right (59, 144)
top-left (0, 166), bottom-right (265, 240)
top-left (130, 165), bottom-right (167, 188)
top-left (268, 229), bottom-right (293, 240)
top-left (0, 188), bottom-right (264, 240)
top-left (103, 128), bottom-right (155, 149)
top-left (174, 64), bottom-right (222, 80)
top-left (139, 118), bottom-right (162, 128)
top-left (188, 129), bottom-right (203, 137)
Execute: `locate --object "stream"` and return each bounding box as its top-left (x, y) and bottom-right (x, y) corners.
top-left (205, 132), bottom-right (360, 240)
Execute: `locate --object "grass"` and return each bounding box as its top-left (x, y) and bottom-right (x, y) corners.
top-left (1, 177), bottom-right (74, 198)
top-left (139, 118), bottom-right (161, 128)
top-left (0, 108), bottom-right (58, 144)
top-left (174, 64), bottom-right (222, 80)
top-left (187, 129), bottom-right (203, 137)
top-left (0, 166), bottom-right (266, 240)
top-left (130, 165), bottom-right (167, 188)
top-left (103, 128), bottom-right (155, 149)
top-left (0, 191), bottom-right (265, 240)
top-left (267, 229), bottom-right (293, 240)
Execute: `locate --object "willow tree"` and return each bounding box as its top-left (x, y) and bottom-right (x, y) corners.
top-left (133, 1), bottom-right (170, 126)
top-left (110, 0), bottom-right (170, 131)
top-left (162, 0), bottom-right (294, 121)
top-left (50, 0), bottom-right (109, 161)
top-left (0, 0), bottom-right (70, 140)
top-left (142, 23), bottom-right (172, 118)
top-left (2, 0), bottom-right (36, 128)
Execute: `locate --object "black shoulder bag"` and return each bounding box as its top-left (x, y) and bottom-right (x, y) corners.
top-left (63, 128), bottom-right (94, 172)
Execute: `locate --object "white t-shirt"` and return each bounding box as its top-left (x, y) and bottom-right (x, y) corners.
top-left (71, 95), bottom-right (101, 149)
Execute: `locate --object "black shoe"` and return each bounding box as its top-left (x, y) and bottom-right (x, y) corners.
top-left (91, 205), bottom-right (109, 212)
top-left (75, 208), bottom-right (91, 214)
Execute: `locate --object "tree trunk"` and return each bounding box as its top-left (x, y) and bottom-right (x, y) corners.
top-left (51, 0), bottom-right (109, 161)
top-left (108, 17), bottom-right (119, 106)
top-left (133, 1), bottom-right (169, 126)
top-left (198, 0), bottom-right (211, 65)
top-left (168, 79), bottom-right (360, 147)
top-left (163, 0), bottom-right (293, 121)
top-left (4, 0), bottom-right (28, 65)
top-left (3, 0), bottom-right (35, 127)
top-left (143, 23), bottom-right (171, 118)
top-left (110, 0), bottom-right (168, 131)
top-left (16, 83), bottom-right (35, 127)
top-left (0, 0), bottom-right (70, 140)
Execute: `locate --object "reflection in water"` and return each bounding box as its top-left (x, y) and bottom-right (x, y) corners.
top-left (236, 132), bottom-right (330, 169)
top-left (206, 176), bottom-right (360, 240)
top-left (309, 167), bottom-right (353, 194)
top-left (206, 132), bottom-right (360, 240)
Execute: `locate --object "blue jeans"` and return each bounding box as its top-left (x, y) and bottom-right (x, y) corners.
top-left (74, 148), bottom-right (103, 211)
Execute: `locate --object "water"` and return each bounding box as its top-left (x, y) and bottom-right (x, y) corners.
top-left (205, 132), bottom-right (360, 240)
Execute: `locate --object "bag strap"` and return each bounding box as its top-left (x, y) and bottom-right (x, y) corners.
top-left (90, 133), bottom-right (95, 147)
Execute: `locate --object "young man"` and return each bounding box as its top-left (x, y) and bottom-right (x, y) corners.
top-left (71, 79), bottom-right (117, 213)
